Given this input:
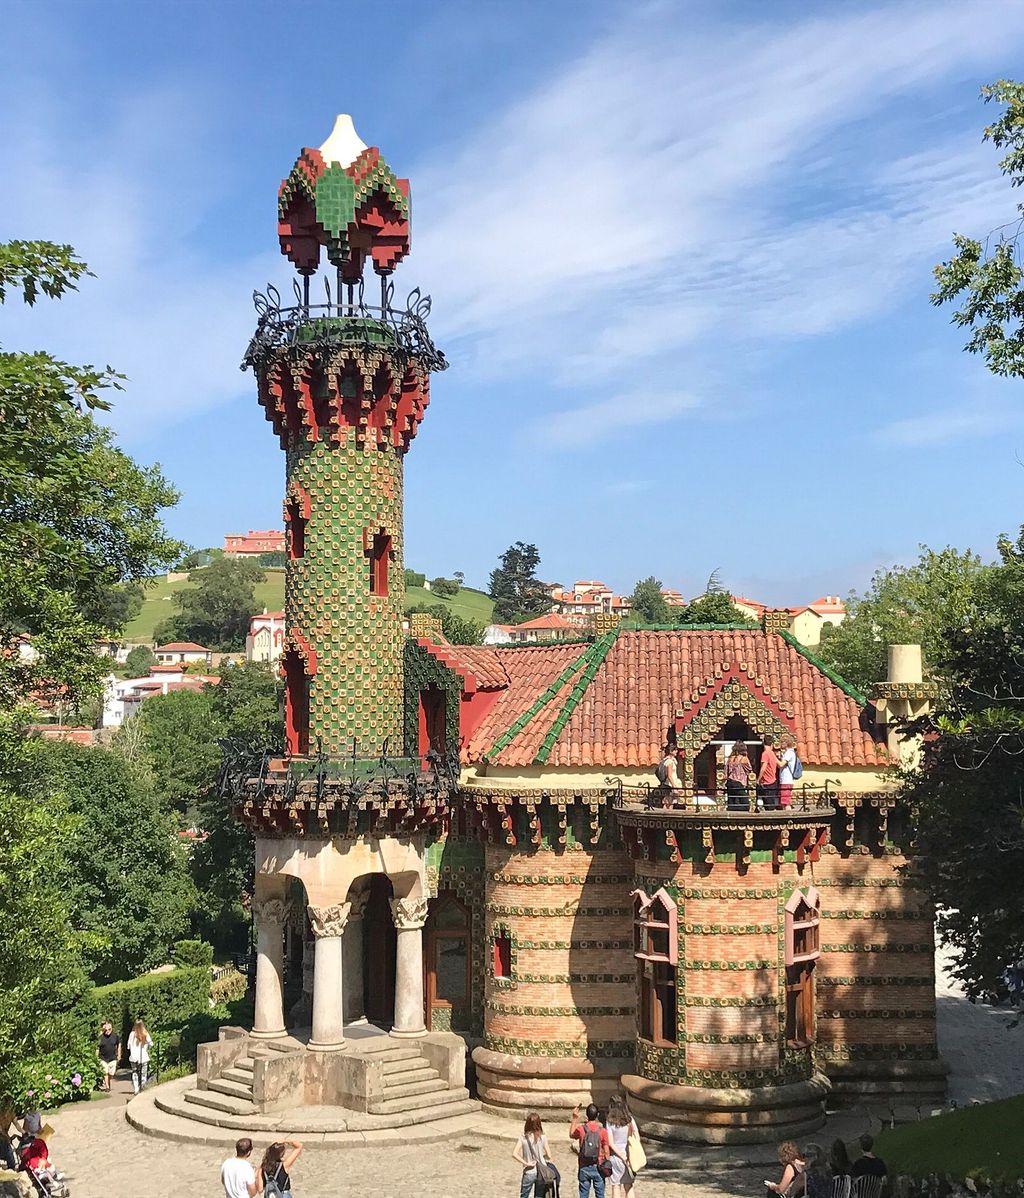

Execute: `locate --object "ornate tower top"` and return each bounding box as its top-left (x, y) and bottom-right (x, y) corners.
top-left (277, 114), bottom-right (411, 281)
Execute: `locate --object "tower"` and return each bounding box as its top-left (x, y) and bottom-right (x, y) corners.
top-left (244, 115), bottom-right (446, 761)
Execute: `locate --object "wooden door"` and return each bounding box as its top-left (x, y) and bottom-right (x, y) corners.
top-left (424, 892), bottom-right (470, 1032)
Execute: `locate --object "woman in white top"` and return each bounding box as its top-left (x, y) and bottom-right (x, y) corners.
top-left (606, 1093), bottom-right (640, 1197)
top-left (512, 1111), bottom-right (559, 1198)
top-left (778, 733), bottom-right (798, 809)
top-left (127, 1019), bottom-right (153, 1094)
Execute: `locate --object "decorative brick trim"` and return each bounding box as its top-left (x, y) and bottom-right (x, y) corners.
top-left (685, 960), bottom-right (775, 971)
top-left (684, 1032), bottom-right (775, 1044)
top-left (685, 996), bottom-right (777, 1008)
top-left (684, 1065), bottom-right (809, 1088)
top-left (490, 873), bottom-right (631, 885)
top-left (824, 910), bottom-right (932, 920)
top-left (483, 1036), bottom-right (633, 1059)
top-left (512, 939), bottom-right (633, 951)
top-left (815, 1043), bottom-right (940, 1062)
top-left (489, 904), bottom-right (629, 917)
top-left (817, 1009), bottom-right (935, 1020)
top-left (683, 923), bottom-right (778, 935)
top-left (682, 886), bottom-right (780, 899)
top-left (817, 976), bottom-right (934, 987)
top-left (512, 973), bottom-right (636, 985)
top-left (486, 1002), bottom-right (635, 1016)
top-left (822, 943), bottom-right (933, 954)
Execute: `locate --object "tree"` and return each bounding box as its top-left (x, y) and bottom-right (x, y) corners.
top-left (489, 542), bottom-right (548, 623)
top-left (155, 558), bottom-right (265, 651)
top-left (902, 526), bottom-right (1024, 1004)
top-left (81, 580), bottom-right (144, 635)
top-left (36, 741), bottom-right (195, 984)
top-left (628, 577), bottom-right (672, 625)
top-left (124, 645), bottom-right (156, 678)
top-left (454, 571), bottom-right (465, 585)
top-left (136, 688), bottom-right (221, 815)
top-left (815, 546), bottom-right (987, 694)
top-left (681, 591), bottom-right (755, 625)
top-left (933, 81), bottom-right (1024, 377)
top-left (404, 568), bottom-right (426, 588)
top-left (406, 602), bottom-right (484, 646)
top-left (430, 575), bottom-right (460, 599)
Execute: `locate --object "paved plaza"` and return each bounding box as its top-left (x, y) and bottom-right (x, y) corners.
top-left (37, 951), bottom-right (1023, 1198)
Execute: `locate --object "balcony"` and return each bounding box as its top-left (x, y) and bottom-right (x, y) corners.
top-left (241, 281), bottom-right (447, 374)
top-left (610, 779), bottom-right (838, 830)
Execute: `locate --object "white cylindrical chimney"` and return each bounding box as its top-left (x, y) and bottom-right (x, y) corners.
top-left (887, 644), bottom-right (922, 685)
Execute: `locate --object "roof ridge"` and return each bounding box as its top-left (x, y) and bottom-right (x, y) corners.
top-left (627, 622), bottom-right (758, 631)
top-left (776, 628), bottom-right (868, 706)
top-left (483, 641), bottom-right (598, 761)
top-left (534, 629), bottom-right (620, 765)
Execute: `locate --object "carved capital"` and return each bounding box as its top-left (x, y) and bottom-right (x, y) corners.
top-left (254, 897), bottom-right (292, 929)
top-left (391, 896), bottom-right (429, 931)
top-left (308, 901), bottom-right (351, 938)
top-left (347, 889), bottom-right (370, 921)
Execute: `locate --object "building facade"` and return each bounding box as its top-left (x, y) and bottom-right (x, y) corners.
top-left (227, 115), bottom-right (944, 1143)
top-left (224, 530), bottom-right (286, 556)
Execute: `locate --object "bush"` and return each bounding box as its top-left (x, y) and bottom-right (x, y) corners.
top-left (9, 1047), bottom-right (100, 1110)
top-left (404, 569), bottom-right (426, 588)
top-left (92, 965), bottom-right (209, 1040)
top-left (210, 968), bottom-right (247, 1006)
top-left (172, 939), bottom-right (213, 968)
top-left (430, 576), bottom-right (460, 598)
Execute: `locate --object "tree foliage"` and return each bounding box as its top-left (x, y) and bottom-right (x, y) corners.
top-left (124, 644), bottom-right (157, 677)
top-left (933, 81), bottom-right (1024, 377)
top-left (406, 602), bottom-right (485, 645)
top-left (680, 591), bottom-right (754, 626)
top-left (903, 527), bottom-right (1024, 1004)
top-left (488, 542), bottom-right (549, 624)
top-left (429, 575), bottom-right (460, 599)
top-left (136, 688), bottom-right (222, 815)
top-left (36, 741), bottom-right (196, 985)
top-left (628, 576), bottom-right (672, 625)
top-left (816, 546), bottom-right (987, 694)
top-left (154, 558), bottom-right (264, 651)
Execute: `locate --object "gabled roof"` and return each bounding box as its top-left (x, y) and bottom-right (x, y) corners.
top-left (155, 641), bottom-right (210, 652)
top-left (510, 613), bottom-right (578, 632)
top-left (414, 640), bottom-right (509, 691)
top-left (463, 628), bottom-right (882, 769)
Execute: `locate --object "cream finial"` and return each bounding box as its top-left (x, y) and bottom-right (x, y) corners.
top-left (319, 114), bottom-right (368, 168)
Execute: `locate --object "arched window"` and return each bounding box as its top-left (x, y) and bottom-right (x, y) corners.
top-left (633, 888), bottom-right (678, 1046)
top-left (784, 887), bottom-right (821, 1047)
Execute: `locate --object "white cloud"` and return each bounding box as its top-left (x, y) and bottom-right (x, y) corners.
top-left (539, 391), bottom-right (700, 449)
top-left (876, 401), bottom-right (1024, 447)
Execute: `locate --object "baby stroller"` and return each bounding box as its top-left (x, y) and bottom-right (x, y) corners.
top-left (17, 1135), bottom-right (70, 1198)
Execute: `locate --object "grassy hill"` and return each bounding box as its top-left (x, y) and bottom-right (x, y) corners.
top-left (124, 569), bottom-right (493, 644)
top-left (875, 1093), bottom-right (1024, 1181)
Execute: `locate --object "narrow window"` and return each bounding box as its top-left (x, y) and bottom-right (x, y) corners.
top-left (286, 498), bottom-right (306, 560)
top-left (634, 887), bottom-right (678, 1046)
top-left (283, 649), bottom-right (310, 756)
top-left (639, 961), bottom-right (677, 1045)
top-left (784, 887), bottom-right (821, 1047)
top-left (493, 934), bottom-right (511, 979)
top-left (370, 533), bottom-right (391, 596)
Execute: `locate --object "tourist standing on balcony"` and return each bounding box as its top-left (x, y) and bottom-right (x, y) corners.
top-left (757, 735), bottom-right (781, 810)
top-left (778, 733), bottom-right (798, 808)
top-left (655, 744), bottom-right (683, 809)
top-left (725, 742), bottom-right (753, 810)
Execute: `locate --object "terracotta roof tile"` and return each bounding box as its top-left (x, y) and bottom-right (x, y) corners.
top-left (469, 629), bottom-right (883, 769)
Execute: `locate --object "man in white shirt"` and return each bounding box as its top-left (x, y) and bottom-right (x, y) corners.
top-left (221, 1138), bottom-right (262, 1198)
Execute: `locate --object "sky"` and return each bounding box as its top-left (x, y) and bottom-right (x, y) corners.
top-left (2, 0), bottom-right (1024, 605)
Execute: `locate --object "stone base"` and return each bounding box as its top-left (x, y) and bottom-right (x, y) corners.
top-left (620, 1072), bottom-right (831, 1146)
top-left (472, 1048), bottom-right (630, 1115)
top-left (823, 1058), bottom-right (948, 1107)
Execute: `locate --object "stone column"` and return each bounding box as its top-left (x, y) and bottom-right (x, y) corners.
top-left (390, 896), bottom-right (429, 1039)
top-left (308, 902), bottom-right (350, 1051)
top-left (251, 897), bottom-right (292, 1040)
top-left (344, 889), bottom-right (369, 1024)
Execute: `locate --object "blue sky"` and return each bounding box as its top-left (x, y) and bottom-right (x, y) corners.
top-left (3, 0), bottom-right (1024, 605)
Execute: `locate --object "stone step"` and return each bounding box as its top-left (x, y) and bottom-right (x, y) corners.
top-left (206, 1077), bottom-right (256, 1101)
top-left (368, 1086), bottom-right (470, 1116)
top-left (221, 1067), bottom-right (256, 1087)
top-left (354, 1039), bottom-right (420, 1059)
top-left (381, 1054), bottom-right (432, 1077)
top-left (384, 1066), bottom-right (439, 1088)
top-left (233, 1058), bottom-right (257, 1074)
top-left (183, 1088), bottom-right (258, 1116)
top-left (380, 1077), bottom-right (448, 1101)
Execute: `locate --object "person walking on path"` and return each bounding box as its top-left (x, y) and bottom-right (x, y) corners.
top-left (222, 1138), bottom-right (263, 1198)
top-left (605, 1093), bottom-right (640, 1198)
top-left (259, 1139), bottom-right (303, 1198)
top-left (97, 1020), bottom-right (120, 1092)
top-left (570, 1103), bottom-right (610, 1198)
top-left (127, 1019), bottom-right (152, 1095)
top-left (512, 1112), bottom-right (559, 1198)
top-left (757, 734), bottom-right (781, 811)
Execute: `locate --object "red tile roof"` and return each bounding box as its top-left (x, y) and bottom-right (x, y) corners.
top-left (463, 629), bottom-right (882, 769)
top-left (414, 640), bottom-right (509, 691)
top-left (155, 642), bottom-right (210, 652)
top-left (511, 613), bottom-right (578, 632)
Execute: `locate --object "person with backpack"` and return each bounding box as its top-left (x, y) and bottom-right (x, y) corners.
top-left (570, 1103), bottom-right (610, 1198)
top-left (778, 733), bottom-right (802, 808)
top-left (258, 1140), bottom-right (303, 1198)
top-left (653, 745), bottom-right (682, 809)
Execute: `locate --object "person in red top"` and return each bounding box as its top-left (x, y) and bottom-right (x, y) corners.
top-left (570, 1103), bottom-right (610, 1198)
top-left (757, 734), bottom-right (781, 811)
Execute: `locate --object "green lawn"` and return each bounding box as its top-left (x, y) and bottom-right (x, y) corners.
top-left (875, 1093), bottom-right (1024, 1181)
top-left (124, 571), bottom-right (492, 644)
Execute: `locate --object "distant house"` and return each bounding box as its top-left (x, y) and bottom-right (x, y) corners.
top-left (247, 610), bottom-right (286, 664)
top-left (549, 580), bottom-right (631, 627)
top-left (482, 624), bottom-right (514, 646)
top-left (102, 670), bottom-right (220, 727)
top-left (661, 589), bottom-right (687, 607)
top-left (154, 641), bottom-right (212, 667)
top-left (503, 613), bottom-right (579, 644)
top-left (224, 530), bottom-right (286, 556)
top-left (732, 594), bottom-right (847, 647)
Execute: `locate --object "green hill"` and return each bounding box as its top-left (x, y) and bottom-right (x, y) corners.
top-left (124, 569), bottom-right (493, 644)
top-left (876, 1092), bottom-right (1024, 1181)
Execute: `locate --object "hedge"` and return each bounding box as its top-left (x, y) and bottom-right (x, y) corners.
top-left (92, 966), bottom-right (209, 1041)
top-left (172, 939), bottom-right (214, 968)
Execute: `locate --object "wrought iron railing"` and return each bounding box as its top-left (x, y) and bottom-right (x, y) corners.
top-left (241, 276), bottom-right (447, 374)
top-left (606, 777), bottom-right (841, 815)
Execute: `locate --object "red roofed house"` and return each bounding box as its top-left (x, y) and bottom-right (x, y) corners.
top-left (732, 594), bottom-right (847, 646)
top-left (502, 612), bottom-right (580, 644)
top-left (247, 609), bottom-right (286, 664)
top-left (549, 580), bottom-right (632, 626)
top-left (224, 530), bottom-right (286, 556)
top-left (154, 641), bottom-right (213, 667)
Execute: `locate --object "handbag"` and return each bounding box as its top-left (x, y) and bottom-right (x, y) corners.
top-left (627, 1123), bottom-right (647, 1172)
top-left (622, 1164), bottom-right (636, 1189)
top-left (529, 1137), bottom-right (554, 1190)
